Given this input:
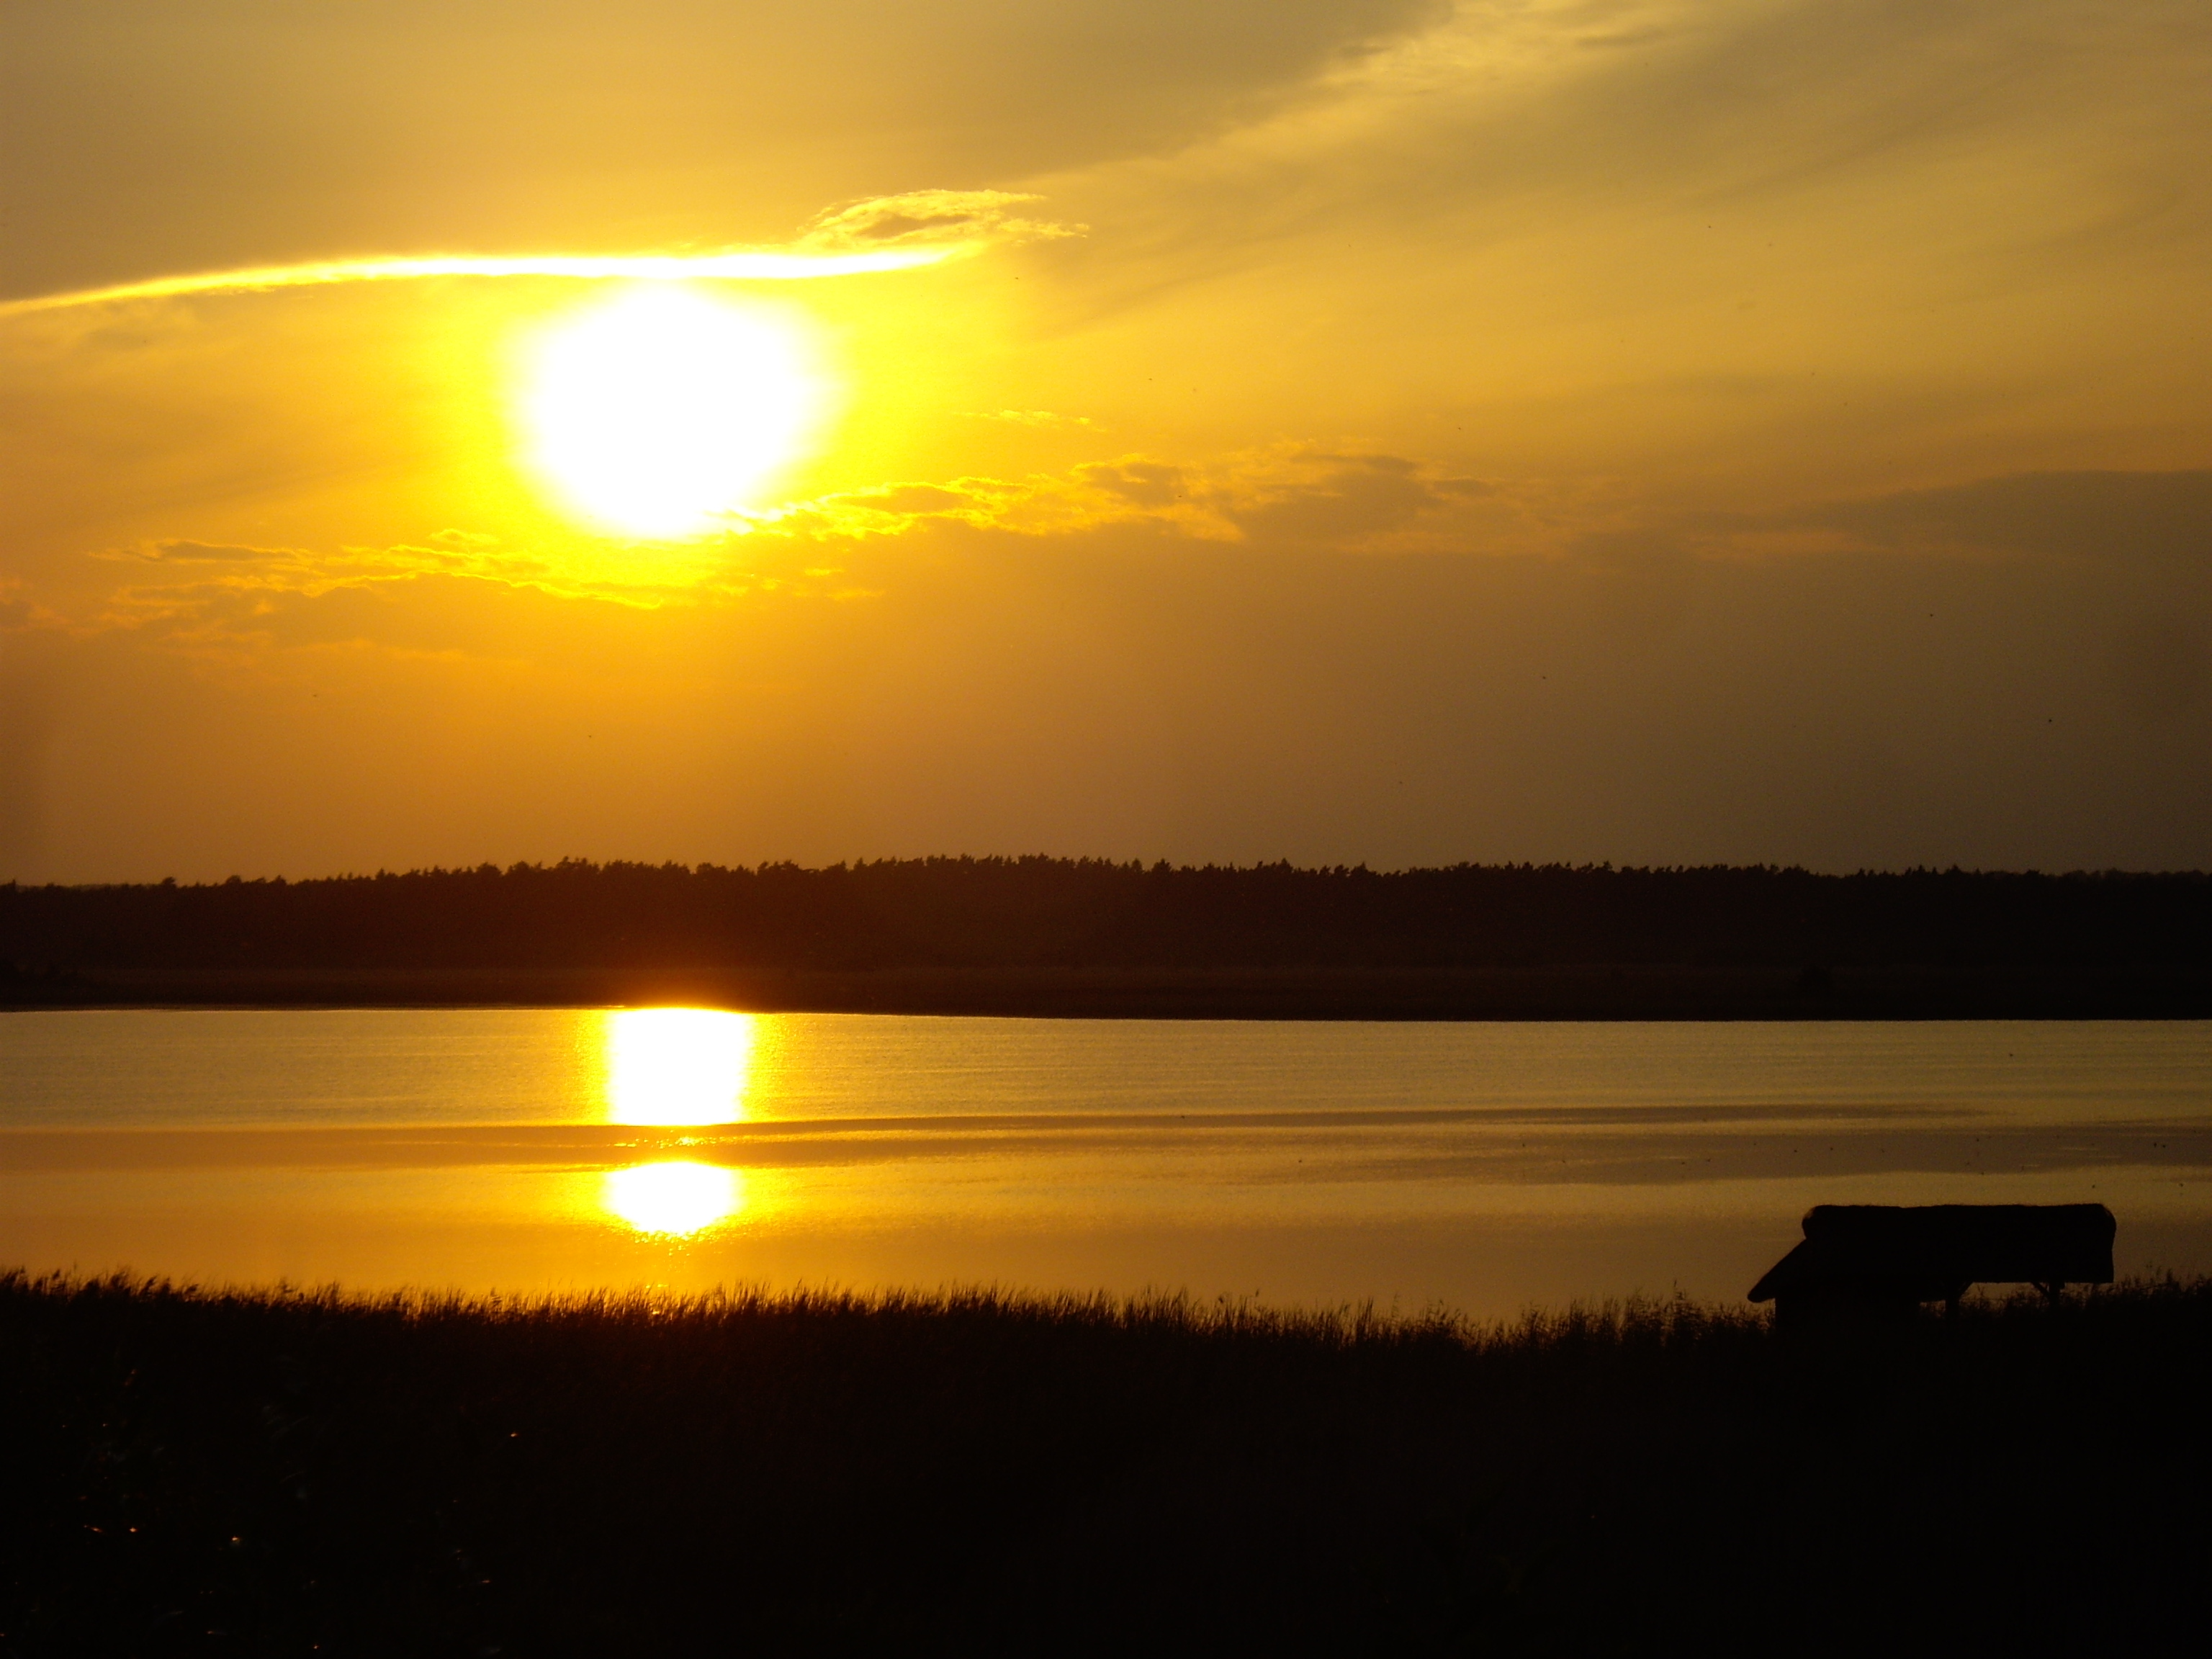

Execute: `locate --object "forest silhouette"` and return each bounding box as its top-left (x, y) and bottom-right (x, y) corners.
top-left (4, 858), bottom-right (2207, 1015)
top-left (7, 857), bottom-right (2210, 968)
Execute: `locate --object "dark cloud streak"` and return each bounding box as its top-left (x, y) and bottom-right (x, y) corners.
top-left (1779, 470), bottom-right (2212, 565)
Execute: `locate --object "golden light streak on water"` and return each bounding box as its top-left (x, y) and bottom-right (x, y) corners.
top-left (601, 1161), bottom-right (744, 1237)
top-left (603, 1009), bottom-right (756, 1126)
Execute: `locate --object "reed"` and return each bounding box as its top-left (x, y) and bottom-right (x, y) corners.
top-left (4, 1270), bottom-right (2206, 1653)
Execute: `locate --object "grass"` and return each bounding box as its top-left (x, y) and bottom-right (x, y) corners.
top-left (4, 1271), bottom-right (2208, 1655)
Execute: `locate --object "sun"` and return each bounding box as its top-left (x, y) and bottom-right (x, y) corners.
top-left (516, 283), bottom-right (827, 539)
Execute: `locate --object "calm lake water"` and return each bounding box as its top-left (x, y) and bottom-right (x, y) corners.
top-left (2, 1010), bottom-right (2206, 1316)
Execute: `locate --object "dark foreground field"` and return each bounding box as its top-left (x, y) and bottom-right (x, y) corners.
top-left (5, 1274), bottom-right (2208, 1655)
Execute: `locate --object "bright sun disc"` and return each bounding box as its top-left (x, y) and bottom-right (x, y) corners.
top-left (517, 284), bottom-right (823, 538)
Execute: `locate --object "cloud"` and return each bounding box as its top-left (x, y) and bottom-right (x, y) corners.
top-left (17, 468), bottom-right (2212, 881)
top-left (2103, 617), bottom-right (2208, 724)
top-left (38, 518), bottom-right (909, 656)
top-left (968, 410), bottom-right (1102, 431)
top-left (750, 446), bottom-right (1509, 549)
top-left (0, 648), bottom-right (57, 875)
top-left (1, 1), bottom-right (1440, 301)
top-left (13, 444), bottom-right (1534, 660)
top-left (796, 191), bottom-right (1082, 255)
top-left (100, 536), bottom-right (540, 586)
top-left (1048, 0), bottom-right (2210, 266)
top-left (67, 536), bottom-right (662, 644)
top-left (87, 540), bottom-right (276, 582)
top-left (44, 464), bottom-right (2212, 668)
top-left (6, 457), bottom-right (2210, 880)
top-left (1000, 0), bottom-right (2211, 498)
top-left (0, 228), bottom-right (968, 323)
top-left (1774, 471), bottom-right (2212, 565)
top-left (6, 4), bottom-right (2208, 881)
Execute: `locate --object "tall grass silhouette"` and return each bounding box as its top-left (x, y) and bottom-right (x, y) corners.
top-left (5, 1271), bottom-right (2206, 1652)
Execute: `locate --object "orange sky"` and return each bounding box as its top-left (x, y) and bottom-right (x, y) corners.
top-left (3, 0), bottom-right (2208, 879)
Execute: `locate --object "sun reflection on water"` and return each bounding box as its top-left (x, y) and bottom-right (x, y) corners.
top-left (604, 1007), bottom-right (755, 1125)
top-left (601, 1160), bottom-right (744, 1237)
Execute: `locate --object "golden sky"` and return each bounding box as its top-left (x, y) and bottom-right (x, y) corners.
top-left (3, 0), bottom-right (2208, 879)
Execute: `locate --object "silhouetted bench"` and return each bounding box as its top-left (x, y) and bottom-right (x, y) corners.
top-left (1750, 1204), bottom-right (2115, 1327)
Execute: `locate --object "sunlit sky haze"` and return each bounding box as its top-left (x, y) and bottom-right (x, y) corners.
top-left (3, 1), bottom-right (2208, 880)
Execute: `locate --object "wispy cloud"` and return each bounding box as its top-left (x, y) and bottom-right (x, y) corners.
top-left (0, 191), bottom-right (1076, 320)
top-left (794, 190), bottom-right (1082, 253)
top-left (747, 446), bottom-right (1506, 549)
top-left (967, 409), bottom-right (1103, 431)
top-left (20, 446), bottom-right (1527, 647)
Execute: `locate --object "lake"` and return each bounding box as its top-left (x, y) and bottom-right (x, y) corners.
top-left (1, 1010), bottom-right (2206, 1316)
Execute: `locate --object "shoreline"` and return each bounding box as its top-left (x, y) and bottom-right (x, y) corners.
top-left (6, 961), bottom-right (2211, 1018)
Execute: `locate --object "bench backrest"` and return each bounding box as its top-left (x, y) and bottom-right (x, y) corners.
top-left (1796, 1203), bottom-right (2114, 1286)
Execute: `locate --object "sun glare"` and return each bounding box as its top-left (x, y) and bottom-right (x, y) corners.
top-left (604, 1007), bottom-right (756, 1125)
top-left (517, 284), bottom-right (825, 538)
top-left (602, 1161), bottom-right (743, 1237)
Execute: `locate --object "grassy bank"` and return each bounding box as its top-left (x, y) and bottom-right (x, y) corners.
top-left (5, 1273), bottom-right (2208, 1654)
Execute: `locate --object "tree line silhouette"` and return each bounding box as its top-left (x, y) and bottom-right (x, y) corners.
top-left (3, 858), bottom-right (2206, 972)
